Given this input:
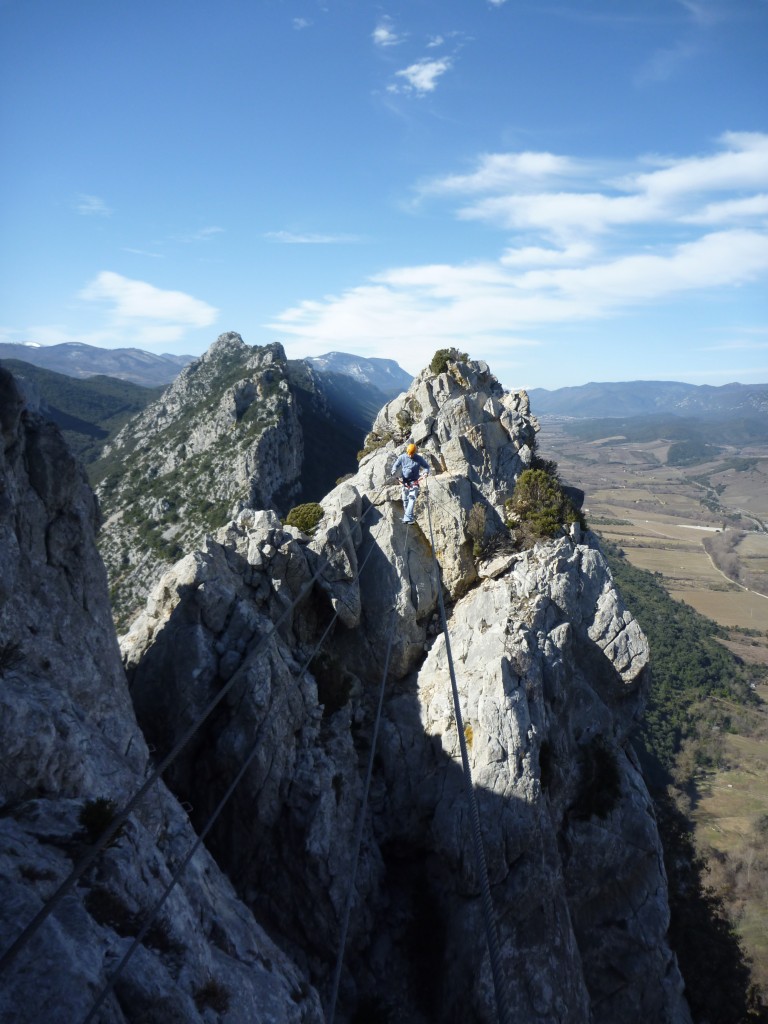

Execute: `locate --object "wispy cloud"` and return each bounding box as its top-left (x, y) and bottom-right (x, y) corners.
top-left (373, 17), bottom-right (404, 47)
top-left (635, 39), bottom-right (701, 85)
top-left (74, 193), bottom-right (111, 217)
top-left (681, 193), bottom-right (768, 225)
top-left (676, 0), bottom-right (721, 28)
top-left (389, 57), bottom-right (452, 95)
top-left (635, 0), bottom-right (725, 85)
top-left (702, 326), bottom-right (768, 351)
top-left (293, 17), bottom-right (311, 30)
top-left (78, 271), bottom-right (218, 345)
top-left (431, 132), bottom-right (768, 241)
top-left (122, 247), bottom-right (165, 259)
top-left (421, 151), bottom-right (580, 196)
top-left (264, 230), bottom-right (361, 244)
top-left (268, 133), bottom-right (768, 372)
top-left (177, 226), bottom-right (224, 243)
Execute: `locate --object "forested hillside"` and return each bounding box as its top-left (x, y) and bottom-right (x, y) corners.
top-left (0, 358), bottom-right (163, 468)
top-left (603, 544), bottom-right (768, 1021)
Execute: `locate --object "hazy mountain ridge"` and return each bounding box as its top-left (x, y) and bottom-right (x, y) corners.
top-left (306, 351), bottom-right (412, 397)
top-left (0, 357), bottom-right (163, 465)
top-left (530, 379), bottom-right (768, 419)
top-left (0, 341), bottom-right (193, 387)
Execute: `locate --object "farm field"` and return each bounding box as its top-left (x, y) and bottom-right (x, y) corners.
top-left (537, 419), bottom-right (768, 630)
top-left (537, 417), bottom-right (768, 999)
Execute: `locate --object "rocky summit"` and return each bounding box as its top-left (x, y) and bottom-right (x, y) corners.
top-left (95, 332), bottom-right (390, 630)
top-left (0, 348), bottom-right (692, 1023)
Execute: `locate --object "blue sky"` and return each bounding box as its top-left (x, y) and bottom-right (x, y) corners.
top-left (1, 0), bottom-right (767, 391)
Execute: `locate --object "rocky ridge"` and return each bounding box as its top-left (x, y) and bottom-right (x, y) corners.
top-left (96, 333), bottom-right (414, 631)
top-left (117, 355), bottom-right (691, 1022)
top-left (0, 366), bottom-right (323, 1023)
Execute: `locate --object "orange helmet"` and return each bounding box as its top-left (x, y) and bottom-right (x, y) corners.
top-left (406, 443), bottom-right (417, 455)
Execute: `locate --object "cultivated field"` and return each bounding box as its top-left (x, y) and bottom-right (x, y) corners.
top-left (537, 419), bottom-right (768, 632)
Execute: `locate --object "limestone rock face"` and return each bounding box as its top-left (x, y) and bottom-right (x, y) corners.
top-left (0, 368), bottom-right (322, 1024)
top-left (120, 357), bottom-right (691, 1023)
top-left (97, 333), bottom-right (305, 628)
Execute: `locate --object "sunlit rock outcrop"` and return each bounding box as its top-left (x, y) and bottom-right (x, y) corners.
top-left (119, 354), bottom-right (690, 1023)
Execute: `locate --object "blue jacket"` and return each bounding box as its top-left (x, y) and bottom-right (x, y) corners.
top-left (391, 451), bottom-right (430, 483)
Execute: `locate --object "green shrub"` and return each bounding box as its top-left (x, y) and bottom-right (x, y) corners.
top-left (466, 502), bottom-right (488, 558)
top-left (429, 347), bottom-right (469, 375)
top-left (285, 502), bottom-right (324, 535)
top-left (395, 409), bottom-right (414, 432)
top-left (357, 430), bottom-right (393, 461)
top-left (505, 468), bottom-right (585, 544)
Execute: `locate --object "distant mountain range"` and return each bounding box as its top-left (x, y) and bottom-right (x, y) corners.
top-left (0, 342), bottom-right (415, 398)
top-left (0, 358), bottom-right (163, 466)
top-left (0, 342), bottom-right (193, 386)
top-left (528, 380), bottom-right (768, 419)
top-left (0, 342), bottom-right (413, 486)
top-left (305, 351), bottom-right (412, 398)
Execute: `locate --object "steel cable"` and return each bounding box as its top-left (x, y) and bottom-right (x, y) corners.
top-left (80, 500), bottom-right (401, 1022)
top-left (78, 556), bottom-right (366, 1024)
top-left (0, 482), bottom-right (390, 977)
top-left (325, 519), bottom-right (408, 1024)
top-left (423, 485), bottom-right (512, 1024)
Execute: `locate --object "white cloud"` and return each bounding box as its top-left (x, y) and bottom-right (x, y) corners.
top-left (423, 132), bottom-right (768, 240)
top-left (293, 17), bottom-right (311, 30)
top-left (634, 40), bottom-right (700, 85)
top-left (373, 18), bottom-right (403, 47)
top-left (676, 0), bottom-right (721, 27)
top-left (177, 225), bottom-right (224, 243)
top-left (514, 229), bottom-right (768, 304)
top-left (702, 340), bottom-right (768, 352)
top-left (74, 193), bottom-right (111, 217)
top-left (268, 135), bottom-right (768, 378)
top-left (500, 243), bottom-right (595, 266)
top-left (270, 229), bottom-right (768, 347)
top-left (681, 193), bottom-right (768, 225)
top-left (391, 57), bottom-right (452, 95)
top-left (427, 35), bottom-right (444, 48)
top-left (264, 230), bottom-right (361, 244)
top-left (423, 151), bottom-right (578, 195)
top-left (624, 132), bottom-right (768, 199)
top-left (78, 272), bottom-right (218, 347)
top-left (122, 247), bottom-right (165, 258)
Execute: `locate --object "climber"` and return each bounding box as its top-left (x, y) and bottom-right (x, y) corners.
top-left (391, 442), bottom-right (430, 524)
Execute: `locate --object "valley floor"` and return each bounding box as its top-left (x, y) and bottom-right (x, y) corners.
top-left (538, 418), bottom-right (768, 1004)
